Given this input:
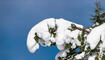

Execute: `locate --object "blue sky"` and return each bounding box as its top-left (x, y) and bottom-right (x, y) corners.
top-left (0, 0), bottom-right (105, 60)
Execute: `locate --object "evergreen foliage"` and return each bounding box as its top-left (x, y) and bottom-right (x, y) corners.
top-left (90, 1), bottom-right (105, 25)
top-left (28, 1), bottom-right (105, 60)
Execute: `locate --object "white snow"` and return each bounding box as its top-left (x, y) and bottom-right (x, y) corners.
top-left (88, 55), bottom-right (96, 60)
top-left (27, 18), bottom-right (55, 53)
top-left (26, 18), bottom-right (101, 60)
top-left (75, 52), bottom-right (85, 59)
top-left (87, 23), bottom-right (105, 50)
top-left (55, 49), bottom-right (69, 60)
top-left (27, 24), bottom-right (39, 53)
top-left (55, 19), bottom-right (83, 50)
top-left (56, 50), bottom-right (67, 58)
top-left (101, 27), bottom-right (105, 50)
top-left (27, 18), bottom-right (105, 60)
top-left (27, 18), bottom-right (83, 53)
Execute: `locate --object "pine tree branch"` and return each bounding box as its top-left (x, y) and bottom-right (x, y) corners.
top-left (71, 24), bottom-right (91, 33)
top-left (75, 27), bottom-right (90, 33)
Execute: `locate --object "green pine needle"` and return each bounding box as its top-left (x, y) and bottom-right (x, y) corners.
top-left (64, 43), bottom-right (72, 49)
top-left (34, 35), bottom-right (39, 43)
top-left (78, 34), bottom-right (82, 41)
top-left (53, 33), bottom-right (56, 38)
top-left (102, 55), bottom-right (105, 60)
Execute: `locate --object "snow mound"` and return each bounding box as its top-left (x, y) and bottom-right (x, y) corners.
top-left (87, 23), bottom-right (105, 50)
top-left (27, 18), bottom-right (83, 53)
top-left (88, 55), bottom-right (96, 60)
top-left (75, 52), bottom-right (85, 59)
top-left (55, 49), bottom-right (69, 60)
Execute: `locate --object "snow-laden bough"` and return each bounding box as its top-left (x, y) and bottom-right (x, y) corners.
top-left (27, 18), bottom-right (105, 60)
top-left (27, 18), bottom-right (83, 53)
top-left (87, 23), bottom-right (105, 50)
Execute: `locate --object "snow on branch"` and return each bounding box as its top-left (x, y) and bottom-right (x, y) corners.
top-left (27, 18), bottom-right (105, 60)
top-left (27, 18), bottom-right (83, 52)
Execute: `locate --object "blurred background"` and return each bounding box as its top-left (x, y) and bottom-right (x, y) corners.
top-left (0, 0), bottom-right (105, 60)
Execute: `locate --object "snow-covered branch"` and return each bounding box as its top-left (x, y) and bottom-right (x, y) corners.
top-left (27, 18), bottom-right (105, 60)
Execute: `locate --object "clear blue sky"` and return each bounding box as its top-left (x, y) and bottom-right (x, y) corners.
top-left (0, 0), bottom-right (105, 60)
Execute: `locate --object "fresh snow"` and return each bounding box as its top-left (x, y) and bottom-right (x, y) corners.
top-left (27, 24), bottom-right (39, 53)
top-left (88, 55), bottom-right (96, 60)
top-left (27, 18), bottom-right (83, 53)
top-left (55, 49), bottom-right (69, 60)
top-left (75, 52), bottom-right (85, 59)
top-left (55, 19), bottom-right (83, 50)
top-left (87, 23), bottom-right (105, 50)
top-left (27, 18), bottom-right (105, 60)
top-left (27, 18), bottom-right (55, 53)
